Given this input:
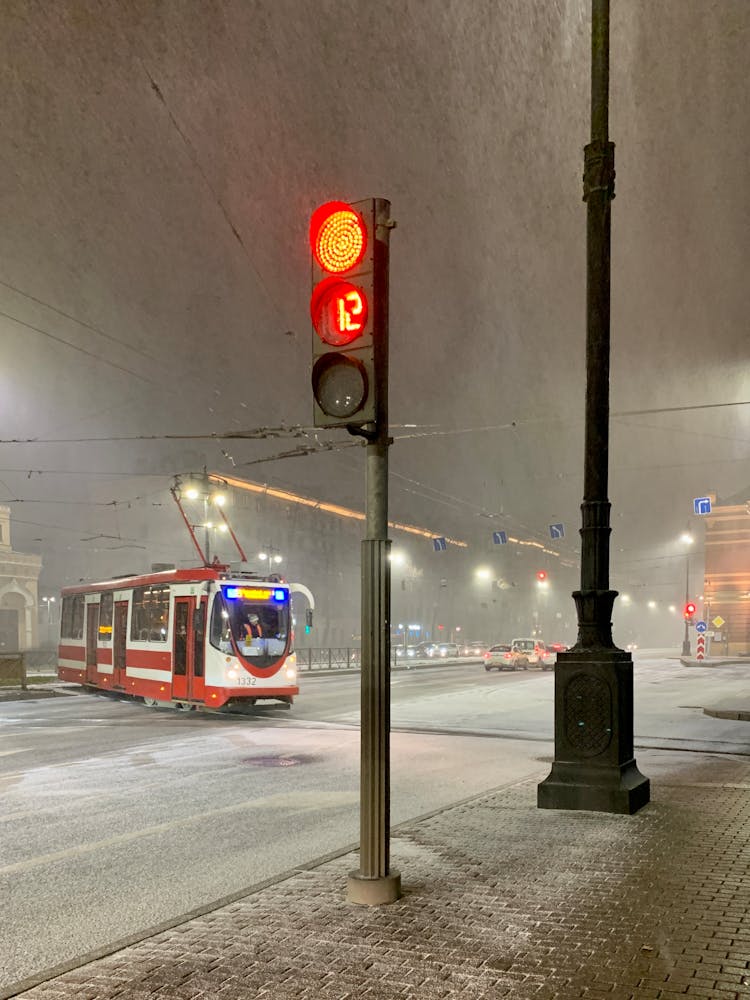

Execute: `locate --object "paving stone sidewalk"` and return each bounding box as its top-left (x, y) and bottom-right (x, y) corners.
top-left (10, 751), bottom-right (750, 1000)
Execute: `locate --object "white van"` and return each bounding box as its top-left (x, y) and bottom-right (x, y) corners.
top-left (510, 637), bottom-right (546, 669)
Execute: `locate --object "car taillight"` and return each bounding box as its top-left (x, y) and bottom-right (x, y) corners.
top-left (483, 652), bottom-right (490, 659)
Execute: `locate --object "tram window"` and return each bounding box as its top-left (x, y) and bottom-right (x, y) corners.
top-left (61, 596), bottom-right (72, 638)
top-left (98, 592), bottom-right (113, 641)
top-left (210, 599), bottom-right (232, 652)
top-left (61, 594), bottom-right (85, 639)
top-left (210, 596), bottom-right (288, 661)
top-left (130, 585), bottom-right (170, 642)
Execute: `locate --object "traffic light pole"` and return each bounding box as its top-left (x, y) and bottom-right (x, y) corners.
top-left (537, 0), bottom-right (649, 814)
top-left (682, 555), bottom-right (692, 656)
top-left (346, 199), bottom-right (401, 905)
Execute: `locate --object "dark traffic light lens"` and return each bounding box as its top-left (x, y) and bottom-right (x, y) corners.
top-left (312, 354), bottom-right (368, 418)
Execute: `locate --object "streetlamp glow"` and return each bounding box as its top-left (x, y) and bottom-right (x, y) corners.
top-left (475, 567), bottom-right (492, 581)
top-left (258, 549), bottom-right (283, 565)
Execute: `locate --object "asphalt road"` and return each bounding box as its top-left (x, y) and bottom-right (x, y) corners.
top-left (2, 653), bottom-right (749, 994)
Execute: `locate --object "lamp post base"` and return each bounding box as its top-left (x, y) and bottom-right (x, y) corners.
top-left (538, 759), bottom-right (650, 814)
top-left (537, 648), bottom-right (650, 815)
top-left (346, 871), bottom-right (401, 906)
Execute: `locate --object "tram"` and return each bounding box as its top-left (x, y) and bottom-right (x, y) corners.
top-left (57, 566), bottom-right (312, 710)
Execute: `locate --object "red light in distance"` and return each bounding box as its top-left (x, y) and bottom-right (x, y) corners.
top-left (536, 570), bottom-right (548, 581)
top-left (311, 277), bottom-right (368, 346)
top-left (310, 201), bottom-right (367, 273)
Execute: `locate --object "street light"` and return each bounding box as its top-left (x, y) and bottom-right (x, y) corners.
top-left (171, 470), bottom-right (233, 565)
top-left (681, 532), bottom-right (694, 656)
top-left (41, 596), bottom-right (56, 646)
top-left (258, 548), bottom-right (283, 565)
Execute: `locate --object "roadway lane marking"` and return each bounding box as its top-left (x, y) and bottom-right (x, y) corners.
top-left (0, 789), bottom-right (358, 877)
top-left (0, 748), bottom-right (33, 757)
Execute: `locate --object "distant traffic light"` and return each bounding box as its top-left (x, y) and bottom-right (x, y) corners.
top-left (309, 199), bottom-right (389, 430)
top-left (536, 570), bottom-right (548, 582)
top-left (683, 602), bottom-right (696, 620)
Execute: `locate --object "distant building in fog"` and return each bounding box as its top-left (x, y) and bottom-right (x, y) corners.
top-left (702, 491), bottom-right (750, 655)
top-left (0, 506), bottom-right (42, 650)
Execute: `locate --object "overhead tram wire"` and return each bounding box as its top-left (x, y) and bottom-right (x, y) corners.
top-left (3, 393), bottom-right (749, 447)
top-left (0, 308), bottom-right (158, 385)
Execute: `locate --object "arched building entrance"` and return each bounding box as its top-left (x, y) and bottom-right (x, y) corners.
top-left (0, 506), bottom-right (42, 652)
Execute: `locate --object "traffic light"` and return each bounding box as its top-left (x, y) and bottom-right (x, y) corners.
top-left (683, 602), bottom-right (696, 620)
top-left (309, 198), bottom-right (389, 431)
top-left (536, 570), bottom-right (548, 582)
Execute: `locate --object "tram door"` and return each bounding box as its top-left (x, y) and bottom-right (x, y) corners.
top-left (85, 603), bottom-right (100, 684)
top-left (113, 602), bottom-right (128, 687)
top-left (172, 597), bottom-right (204, 702)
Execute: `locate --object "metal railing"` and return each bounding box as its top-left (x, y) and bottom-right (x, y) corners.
top-left (295, 647), bottom-right (366, 672)
top-left (293, 648), bottom-right (475, 672)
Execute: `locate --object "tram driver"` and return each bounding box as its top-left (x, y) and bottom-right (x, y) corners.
top-left (243, 613), bottom-right (263, 640)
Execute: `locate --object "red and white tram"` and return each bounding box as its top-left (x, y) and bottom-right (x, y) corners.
top-left (57, 566), bottom-right (311, 710)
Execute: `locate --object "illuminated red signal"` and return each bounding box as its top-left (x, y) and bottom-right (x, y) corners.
top-left (310, 202), bottom-right (367, 273)
top-left (683, 602), bottom-right (696, 620)
top-left (309, 198), bottom-right (386, 429)
top-left (311, 277), bottom-right (369, 346)
top-left (536, 570), bottom-right (548, 582)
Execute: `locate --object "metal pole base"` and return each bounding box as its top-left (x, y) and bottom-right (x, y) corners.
top-left (537, 649), bottom-right (650, 815)
top-left (346, 870), bottom-right (402, 906)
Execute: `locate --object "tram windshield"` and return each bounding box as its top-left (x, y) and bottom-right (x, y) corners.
top-left (210, 586), bottom-right (289, 668)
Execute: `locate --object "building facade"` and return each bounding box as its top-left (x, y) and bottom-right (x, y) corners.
top-left (0, 506), bottom-right (42, 651)
top-left (702, 491), bottom-right (750, 655)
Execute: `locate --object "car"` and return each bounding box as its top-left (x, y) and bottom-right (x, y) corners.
top-left (461, 640), bottom-right (488, 657)
top-left (482, 643), bottom-right (514, 671)
top-left (537, 641), bottom-right (556, 670)
top-left (408, 641), bottom-right (436, 659)
top-left (547, 641), bottom-right (569, 653)
top-left (428, 641), bottom-right (461, 658)
top-left (510, 637), bottom-right (554, 670)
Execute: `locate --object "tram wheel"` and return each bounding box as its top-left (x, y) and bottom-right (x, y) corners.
top-left (142, 697), bottom-right (159, 707)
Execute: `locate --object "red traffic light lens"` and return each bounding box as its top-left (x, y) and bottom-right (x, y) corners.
top-left (310, 201), bottom-right (367, 273)
top-left (536, 571), bottom-right (547, 581)
top-left (684, 602), bottom-right (696, 618)
top-left (311, 277), bottom-right (368, 346)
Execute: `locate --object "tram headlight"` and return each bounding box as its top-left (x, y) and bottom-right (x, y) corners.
top-left (285, 666), bottom-right (297, 681)
top-left (226, 668), bottom-right (239, 681)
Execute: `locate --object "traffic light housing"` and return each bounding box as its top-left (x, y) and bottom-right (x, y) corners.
top-left (309, 198), bottom-right (389, 431)
top-left (683, 602), bottom-right (696, 620)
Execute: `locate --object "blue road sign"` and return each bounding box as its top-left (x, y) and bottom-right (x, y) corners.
top-left (492, 530), bottom-right (508, 545)
top-left (433, 536), bottom-right (447, 552)
top-left (694, 497), bottom-right (712, 515)
top-left (549, 523), bottom-right (565, 540)
top-left (695, 620), bottom-right (707, 633)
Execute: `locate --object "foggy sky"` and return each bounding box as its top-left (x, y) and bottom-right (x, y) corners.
top-left (0, 0), bottom-right (747, 642)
